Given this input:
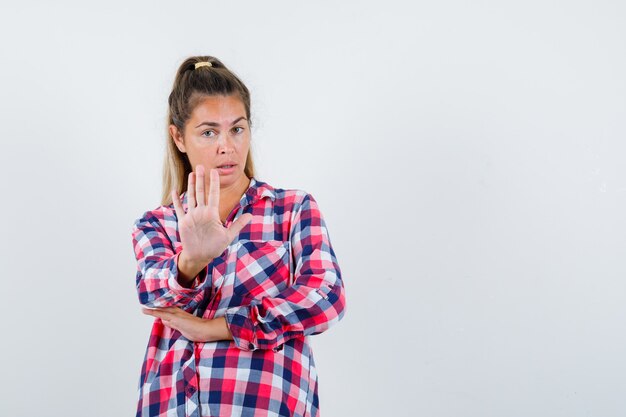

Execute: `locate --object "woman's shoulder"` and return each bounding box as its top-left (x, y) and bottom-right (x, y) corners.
top-left (131, 200), bottom-right (177, 232)
top-left (251, 177), bottom-right (315, 208)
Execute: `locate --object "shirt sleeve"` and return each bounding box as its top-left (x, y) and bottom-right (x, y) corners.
top-left (224, 193), bottom-right (347, 351)
top-left (131, 211), bottom-right (210, 310)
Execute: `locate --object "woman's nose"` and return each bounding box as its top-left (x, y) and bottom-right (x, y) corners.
top-left (217, 134), bottom-right (234, 154)
top-left (219, 147), bottom-right (233, 154)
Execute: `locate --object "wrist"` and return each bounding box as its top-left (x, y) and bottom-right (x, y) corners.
top-left (178, 250), bottom-right (210, 287)
top-left (182, 251), bottom-right (213, 270)
top-left (204, 317), bottom-right (233, 342)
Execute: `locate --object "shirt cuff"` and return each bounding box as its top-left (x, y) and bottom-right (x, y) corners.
top-left (225, 304), bottom-right (259, 351)
top-left (168, 251), bottom-right (209, 292)
top-left (224, 304), bottom-right (285, 352)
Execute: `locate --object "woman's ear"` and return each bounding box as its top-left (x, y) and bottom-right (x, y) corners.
top-left (169, 124), bottom-right (186, 153)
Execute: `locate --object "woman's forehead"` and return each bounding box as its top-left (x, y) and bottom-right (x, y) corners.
top-left (189, 96), bottom-right (246, 126)
top-left (192, 94), bottom-right (244, 113)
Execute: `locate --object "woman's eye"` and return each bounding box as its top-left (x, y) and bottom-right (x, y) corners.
top-left (201, 130), bottom-right (216, 138)
top-left (232, 126), bottom-right (244, 134)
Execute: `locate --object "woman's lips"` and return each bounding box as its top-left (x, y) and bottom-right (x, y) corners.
top-left (216, 164), bottom-right (236, 174)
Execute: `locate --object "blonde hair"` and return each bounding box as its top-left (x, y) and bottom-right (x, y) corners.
top-left (161, 56), bottom-right (255, 205)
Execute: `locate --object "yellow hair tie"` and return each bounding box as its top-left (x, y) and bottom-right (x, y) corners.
top-left (194, 61), bottom-right (212, 69)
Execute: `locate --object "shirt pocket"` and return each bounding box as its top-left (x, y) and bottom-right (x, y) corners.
top-left (233, 239), bottom-right (291, 299)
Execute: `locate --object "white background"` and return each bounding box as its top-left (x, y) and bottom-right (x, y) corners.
top-left (1, 1), bottom-right (625, 416)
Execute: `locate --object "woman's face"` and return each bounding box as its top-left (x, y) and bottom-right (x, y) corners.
top-left (170, 94), bottom-right (251, 192)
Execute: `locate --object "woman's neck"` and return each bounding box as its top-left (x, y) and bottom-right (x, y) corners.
top-left (218, 175), bottom-right (251, 224)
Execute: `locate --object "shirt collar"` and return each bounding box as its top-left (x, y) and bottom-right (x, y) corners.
top-left (243, 177), bottom-right (276, 205)
top-left (179, 177), bottom-right (275, 210)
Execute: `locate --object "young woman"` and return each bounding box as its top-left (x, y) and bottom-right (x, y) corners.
top-left (131, 56), bottom-right (346, 417)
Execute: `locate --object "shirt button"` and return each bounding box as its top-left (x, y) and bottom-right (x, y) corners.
top-left (248, 342), bottom-right (255, 350)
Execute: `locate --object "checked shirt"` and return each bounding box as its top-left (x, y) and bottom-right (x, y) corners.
top-left (131, 177), bottom-right (346, 417)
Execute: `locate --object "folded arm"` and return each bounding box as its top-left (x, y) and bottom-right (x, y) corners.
top-left (224, 193), bottom-right (347, 351)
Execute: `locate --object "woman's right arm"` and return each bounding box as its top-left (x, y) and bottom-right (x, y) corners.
top-left (132, 212), bottom-right (211, 311)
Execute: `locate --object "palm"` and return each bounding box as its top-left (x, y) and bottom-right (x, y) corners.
top-left (172, 165), bottom-right (252, 264)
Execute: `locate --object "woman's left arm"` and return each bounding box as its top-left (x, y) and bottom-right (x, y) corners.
top-left (141, 306), bottom-right (232, 342)
top-left (224, 192), bottom-right (347, 352)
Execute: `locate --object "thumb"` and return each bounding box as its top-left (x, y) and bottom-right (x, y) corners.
top-left (227, 213), bottom-right (253, 239)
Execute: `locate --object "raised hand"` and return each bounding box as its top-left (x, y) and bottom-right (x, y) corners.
top-left (171, 165), bottom-right (253, 266)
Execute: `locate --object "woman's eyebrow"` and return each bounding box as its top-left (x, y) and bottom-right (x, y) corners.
top-left (195, 116), bottom-right (247, 128)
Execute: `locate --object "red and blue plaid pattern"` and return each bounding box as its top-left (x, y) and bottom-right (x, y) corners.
top-left (131, 177), bottom-right (346, 417)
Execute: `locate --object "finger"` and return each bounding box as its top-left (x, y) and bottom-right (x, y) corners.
top-left (142, 307), bottom-right (172, 318)
top-left (142, 307), bottom-right (159, 317)
top-left (227, 213), bottom-right (253, 241)
top-left (158, 306), bottom-right (181, 313)
top-left (207, 168), bottom-right (220, 214)
top-left (158, 318), bottom-right (172, 327)
top-left (187, 171), bottom-right (197, 211)
top-left (171, 189), bottom-right (184, 219)
top-left (160, 307), bottom-right (188, 318)
top-left (196, 165), bottom-right (206, 206)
